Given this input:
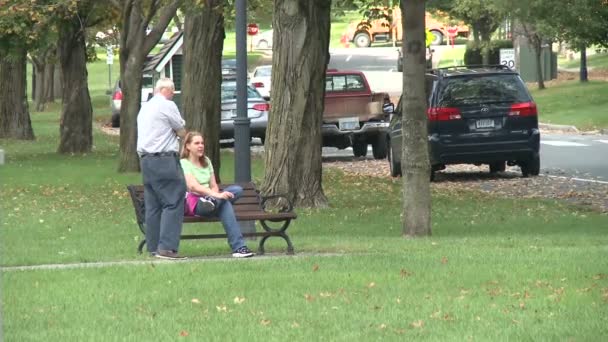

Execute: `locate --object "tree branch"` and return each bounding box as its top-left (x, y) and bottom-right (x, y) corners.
top-left (142, 0), bottom-right (181, 54)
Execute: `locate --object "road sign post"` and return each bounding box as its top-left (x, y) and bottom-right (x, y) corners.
top-left (106, 46), bottom-right (114, 94)
top-left (247, 23), bottom-right (259, 52)
top-left (500, 48), bottom-right (516, 69)
top-left (447, 27), bottom-right (458, 48)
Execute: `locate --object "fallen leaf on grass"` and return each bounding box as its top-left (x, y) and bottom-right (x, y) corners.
top-left (180, 331), bottom-right (189, 337)
top-left (233, 296), bottom-right (246, 304)
top-left (410, 320), bottom-right (424, 328)
top-left (191, 298), bottom-right (200, 304)
top-left (304, 294), bottom-right (315, 302)
top-left (312, 264), bottom-right (319, 272)
top-left (441, 256), bottom-right (448, 264)
top-left (216, 305), bottom-right (227, 312)
top-left (400, 269), bottom-right (411, 278)
top-left (379, 323), bottom-right (387, 329)
top-left (367, 282), bottom-right (376, 288)
top-left (260, 319), bottom-right (271, 326)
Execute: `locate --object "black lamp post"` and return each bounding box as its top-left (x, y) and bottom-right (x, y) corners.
top-left (234, 0), bottom-right (251, 183)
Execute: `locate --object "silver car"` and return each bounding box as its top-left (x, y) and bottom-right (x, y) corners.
top-left (220, 81), bottom-right (269, 143)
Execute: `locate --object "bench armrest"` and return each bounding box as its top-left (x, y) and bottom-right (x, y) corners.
top-left (260, 194), bottom-right (294, 213)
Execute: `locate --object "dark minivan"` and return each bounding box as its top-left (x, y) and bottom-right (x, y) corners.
top-left (388, 65), bottom-right (540, 179)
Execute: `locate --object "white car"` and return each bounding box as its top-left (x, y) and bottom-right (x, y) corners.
top-left (252, 30), bottom-right (273, 50)
top-left (249, 65), bottom-right (272, 100)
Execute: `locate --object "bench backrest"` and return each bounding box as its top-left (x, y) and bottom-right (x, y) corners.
top-left (126, 182), bottom-right (263, 225)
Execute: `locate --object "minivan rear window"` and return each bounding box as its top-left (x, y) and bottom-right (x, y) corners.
top-left (437, 74), bottom-right (530, 107)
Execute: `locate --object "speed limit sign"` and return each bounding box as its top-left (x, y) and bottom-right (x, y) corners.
top-left (500, 48), bottom-right (515, 69)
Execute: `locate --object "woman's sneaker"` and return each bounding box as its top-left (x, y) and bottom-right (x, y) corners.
top-left (198, 197), bottom-right (215, 212)
top-left (232, 246), bottom-right (254, 258)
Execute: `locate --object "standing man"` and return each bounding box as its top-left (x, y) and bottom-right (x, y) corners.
top-left (137, 77), bottom-right (187, 260)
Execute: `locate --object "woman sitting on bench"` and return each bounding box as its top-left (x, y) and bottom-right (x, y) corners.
top-left (180, 131), bottom-right (254, 258)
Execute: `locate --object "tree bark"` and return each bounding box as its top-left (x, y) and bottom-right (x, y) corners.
top-left (182, 2), bottom-right (225, 179)
top-left (400, 0), bottom-right (431, 237)
top-left (261, 0), bottom-right (330, 208)
top-left (117, 0), bottom-right (180, 172)
top-left (532, 35), bottom-right (545, 90)
top-left (32, 58), bottom-right (47, 111)
top-left (57, 16), bottom-right (94, 153)
top-left (0, 48), bottom-right (35, 140)
top-left (579, 45), bottom-right (588, 82)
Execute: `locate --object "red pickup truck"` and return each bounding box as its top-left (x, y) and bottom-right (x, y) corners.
top-left (323, 70), bottom-right (391, 159)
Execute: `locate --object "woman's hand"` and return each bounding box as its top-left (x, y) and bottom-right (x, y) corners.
top-left (215, 191), bottom-right (234, 200)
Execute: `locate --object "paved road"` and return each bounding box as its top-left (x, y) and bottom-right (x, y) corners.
top-left (540, 134), bottom-right (608, 182)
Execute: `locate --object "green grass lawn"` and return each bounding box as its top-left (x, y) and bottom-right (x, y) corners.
top-left (436, 46), bottom-right (466, 68)
top-left (2, 71), bottom-right (608, 339)
top-left (530, 81), bottom-right (608, 130)
top-left (2, 34), bottom-right (608, 340)
top-left (559, 52), bottom-right (608, 70)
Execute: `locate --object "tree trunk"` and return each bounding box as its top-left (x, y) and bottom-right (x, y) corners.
top-left (183, 2), bottom-right (225, 179)
top-left (43, 63), bottom-right (56, 103)
top-left (0, 48), bottom-right (35, 140)
top-left (57, 17), bottom-right (93, 154)
top-left (400, 0), bottom-right (431, 237)
top-left (579, 45), bottom-right (588, 82)
top-left (32, 59), bottom-right (47, 111)
top-left (117, 0), bottom-right (180, 173)
top-left (532, 35), bottom-right (545, 90)
top-left (480, 28), bottom-right (492, 66)
top-left (261, 0), bottom-right (330, 208)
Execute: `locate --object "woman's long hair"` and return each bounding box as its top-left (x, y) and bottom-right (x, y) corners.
top-left (180, 131), bottom-right (208, 167)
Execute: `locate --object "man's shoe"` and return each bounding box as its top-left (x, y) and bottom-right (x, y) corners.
top-left (232, 246), bottom-right (254, 258)
top-left (155, 250), bottom-right (187, 260)
top-left (199, 197), bottom-right (216, 212)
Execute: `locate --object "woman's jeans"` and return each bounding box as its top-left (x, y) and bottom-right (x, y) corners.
top-left (194, 185), bottom-right (246, 251)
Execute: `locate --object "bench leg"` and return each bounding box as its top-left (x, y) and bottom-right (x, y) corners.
top-left (258, 220), bottom-right (295, 255)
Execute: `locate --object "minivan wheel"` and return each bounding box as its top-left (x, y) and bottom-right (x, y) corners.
top-left (353, 141), bottom-right (368, 157)
top-left (372, 135), bottom-right (388, 159)
top-left (388, 141), bottom-right (401, 177)
top-left (521, 155), bottom-right (540, 177)
top-left (489, 161), bottom-right (506, 173)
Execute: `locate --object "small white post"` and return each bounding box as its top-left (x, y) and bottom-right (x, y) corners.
top-left (0, 148), bottom-right (4, 165)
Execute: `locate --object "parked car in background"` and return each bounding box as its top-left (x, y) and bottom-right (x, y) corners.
top-left (387, 65), bottom-right (540, 180)
top-left (249, 65), bottom-right (272, 100)
top-left (220, 80), bottom-right (270, 143)
top-left (252, 30), bottom-right (273, 49)
top-left (221, 59), bottom-right (237, 79)
top-left (110, 74), bottom-right (154, 127)
top-left (323, 69), bottom-right (392, 159)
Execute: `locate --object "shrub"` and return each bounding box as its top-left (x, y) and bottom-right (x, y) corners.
top-left (464, 40), bottom-right (513, 65)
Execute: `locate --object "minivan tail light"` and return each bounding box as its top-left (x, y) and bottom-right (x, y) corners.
top-left (509, 102), bottom-right (537, 117)
top-left (427, 107), bottom-right (462, 121)
top-left (112, 90), bottom-right (123, 100)
top-left (252, 82), bottom-right (264, 88)
top-left (252, 103), bottom-right (270, 111)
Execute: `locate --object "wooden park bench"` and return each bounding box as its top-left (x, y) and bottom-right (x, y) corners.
top-left (126, 182), bottom-right (296, 255)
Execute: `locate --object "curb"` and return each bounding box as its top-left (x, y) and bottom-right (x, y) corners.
top-left (538, 122), bottom-right (579, 133)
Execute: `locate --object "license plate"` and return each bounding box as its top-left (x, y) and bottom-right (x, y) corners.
top-left (339, 117), bottom-right (359, 131)
top-left (476, 119), bottom-right (495, 129)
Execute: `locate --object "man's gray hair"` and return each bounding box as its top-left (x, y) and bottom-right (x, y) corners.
top-left (155, 77), bottom-right (175, 92)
